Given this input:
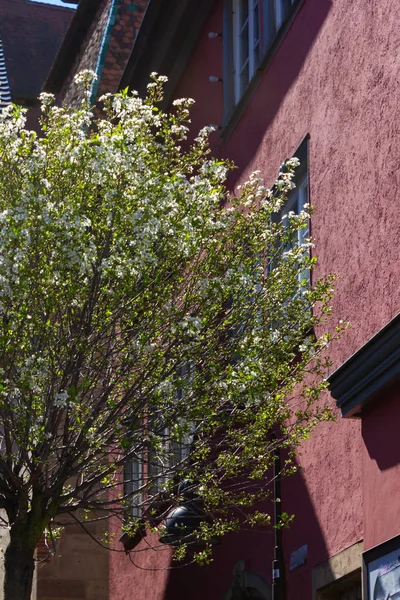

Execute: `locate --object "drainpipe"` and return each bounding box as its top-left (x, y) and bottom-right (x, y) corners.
top-left (89, 0), bottom-right (119, 104)
top-left (272, 444), bottom-right (284, 600)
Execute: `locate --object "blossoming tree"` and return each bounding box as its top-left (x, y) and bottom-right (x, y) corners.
top-left (0, 72), bottom-right (336, 600)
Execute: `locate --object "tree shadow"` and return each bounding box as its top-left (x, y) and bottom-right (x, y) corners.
top-left (109, 462), bottom-right (333, 600)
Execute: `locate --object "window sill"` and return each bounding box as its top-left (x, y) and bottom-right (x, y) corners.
top-left (221, 0), bottom-right (305, 142)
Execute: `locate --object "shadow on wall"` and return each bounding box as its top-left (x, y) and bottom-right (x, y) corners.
top-left (362, 384), bottom-right (400, 549)
top-left (362, 385), bottom-right (400, 472)
top-left (160, 464), bottom-right (334, 600)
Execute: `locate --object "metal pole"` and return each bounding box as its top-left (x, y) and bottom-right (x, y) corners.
top-left (272, 444), bottom-right (284, 600)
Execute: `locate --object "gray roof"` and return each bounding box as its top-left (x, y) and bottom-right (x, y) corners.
top-left (0, 0), bottom-right (73, 104)
top-left (0, 35), bottom-right (12, 109)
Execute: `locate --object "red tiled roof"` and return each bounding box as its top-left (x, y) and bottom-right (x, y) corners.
top-left (0, 0), bottom-right (74, 103)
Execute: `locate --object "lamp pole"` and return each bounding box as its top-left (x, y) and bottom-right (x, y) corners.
top-left (272, 444), bottom-right (284, 600)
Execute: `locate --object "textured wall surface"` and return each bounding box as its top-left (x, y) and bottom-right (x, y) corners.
top-left (109, 0), bottom-right (400, 598)
top-left (35, 519), bottom-right (109, 600)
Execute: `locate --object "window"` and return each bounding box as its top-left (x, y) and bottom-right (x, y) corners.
top-left (278, 136), bottom-right (309, 286)
top-left (148, 363), bottom-right (194, 496)
top-left (148, 426), bottom-right (191, 496)
top-left (224, 0), bottom-right (298, 118)
top-left (268, 0), bottom-right (296, 37)
top-left (124, 363), bottom-right (194, 516)
top-left (282, 169), bottom-right (309, 285)
top-left (123, 455), bottom-right (142, 518)
top-left (232, 0), bottom-right (261, 105)
top-left (363, 533), bottom-right (400, 600)
top-left (124, 430), bottom-right (191, 517)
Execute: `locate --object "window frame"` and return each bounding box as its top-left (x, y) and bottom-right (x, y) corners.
top-left (222, 0), bottom-right (304, 136)
top-left (123, 454), bottom-right (143, 519)
top-left (126, 363), bottom-right (195, 508)
top-left (272, 136), bottom-right (310, 288)
top-left (282, 167), bottom-right (309, 287)
top-left (232, 0), bottom-right (261, 105)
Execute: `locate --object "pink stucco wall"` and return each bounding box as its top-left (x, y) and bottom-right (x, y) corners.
top-left (362, 385), bottom-right (400, 551)
top-left (110, 0), bottom-right (400, 597)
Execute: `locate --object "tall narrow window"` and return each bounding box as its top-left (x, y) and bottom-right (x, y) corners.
top-left (232, 0), bottom-right (261, 105)
top-left (124, 456), bottom-right (142, 518)
top-left (278, 137), bottom-right (309, 286)
top-left (224, 0), bottom-right (299, 118)
top-left (283, 171), bottom-right (309, 285)
top-left (284, 173), bottom-right (309, 245)
top-left (148, 363), bottom-right (194, 497)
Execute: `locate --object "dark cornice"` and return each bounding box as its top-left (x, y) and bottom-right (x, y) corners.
top-left (44, 0), bottom-right (98, 93)
top-left (328, 313), bottom-right (400, 418)
top-left (119, 0), bottom-right (215, 105)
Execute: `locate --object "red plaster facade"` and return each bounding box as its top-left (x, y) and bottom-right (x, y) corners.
top-left (42, 0), bottom-right (400, 598)
top-left (109, 0), bottom-right (400, 598)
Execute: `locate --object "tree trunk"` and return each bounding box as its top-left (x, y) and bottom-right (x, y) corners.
top-left (3, 539), bottom-right (35, 600)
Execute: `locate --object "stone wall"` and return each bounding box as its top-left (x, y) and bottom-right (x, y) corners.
top-left (35, 519), bottom-right (109, 600)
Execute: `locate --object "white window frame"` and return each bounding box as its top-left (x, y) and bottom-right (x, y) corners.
top-left (273, 0), bottom-right (295, 31)
top-left (281, 171), bottom-right (309, 286)
top-left (123, 455), bottom-right (143, 518)
top-left (284, 173), bottom-right (309, 246)
top-left (148, 362), bottom-right (194, 496)
top-left (226, 0), bottom-right (298, 112)
top-left (232, 0), bottom-right (261, 105)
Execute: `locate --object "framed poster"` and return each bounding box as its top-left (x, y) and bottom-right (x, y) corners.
top-left (364, 535), bottom-right (400, 600)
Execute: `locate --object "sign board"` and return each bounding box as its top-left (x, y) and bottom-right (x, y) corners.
top-left (290, 544), bottom-right (308, 571)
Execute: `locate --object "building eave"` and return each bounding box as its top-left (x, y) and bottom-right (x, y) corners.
top-left (119, 0), bottom-right (215, 105)
top-left (328, 313), bottom-right (400, 418)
